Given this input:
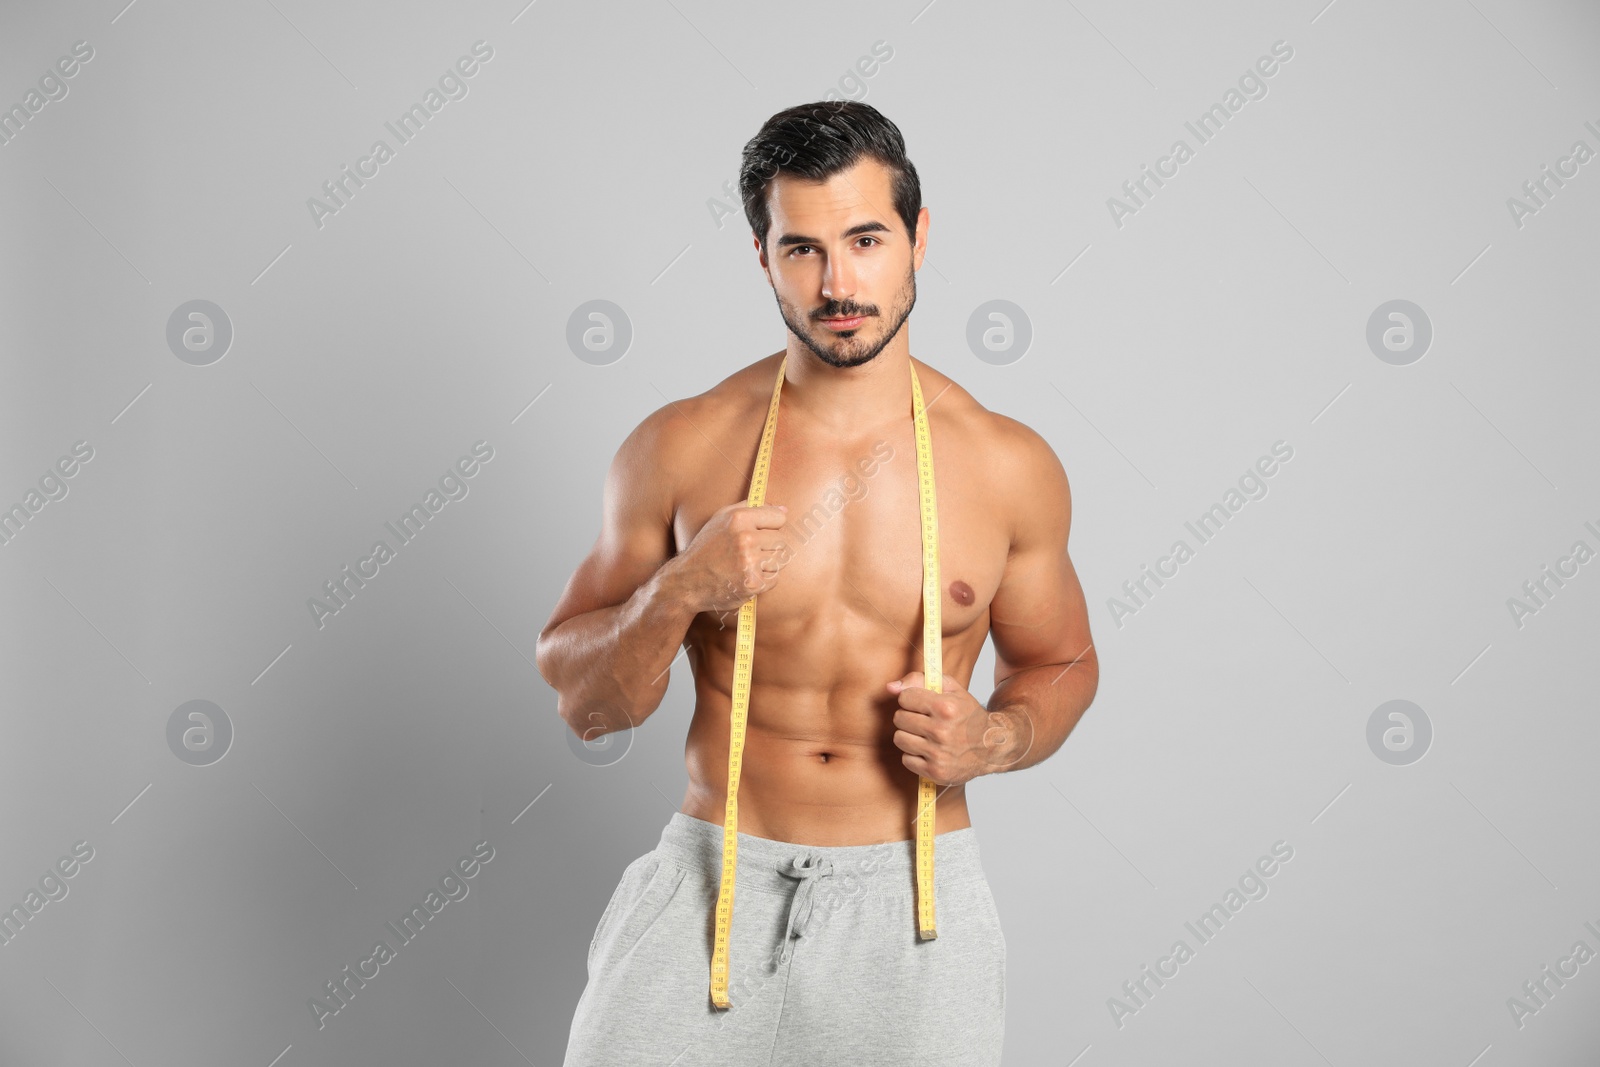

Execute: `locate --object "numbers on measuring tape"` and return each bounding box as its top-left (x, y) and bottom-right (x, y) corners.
top-left (710, 357), bottom-right (944, 1007)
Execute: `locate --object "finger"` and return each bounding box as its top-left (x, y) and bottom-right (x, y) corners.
top-left (893, 728), bottom-right (933, 757)
top-left (746, 505), bottom-right (789, 529)
top-left (893, 709), bottom-right (936, 739)
top-left (893, 687), bottom-right (939, 715)
top-left (887, 671), bottom-right (926, 694)
top-left (733, 570), bottom-right (765, 595)
top-left (900, 752), bottom-right (935, 781)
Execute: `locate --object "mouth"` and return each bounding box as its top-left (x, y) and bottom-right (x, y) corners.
top-left (818, 314), bottom-right (867, 331)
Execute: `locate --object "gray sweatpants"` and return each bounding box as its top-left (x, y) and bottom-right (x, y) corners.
top-left (562, 811), bottom-right (1006, 1066)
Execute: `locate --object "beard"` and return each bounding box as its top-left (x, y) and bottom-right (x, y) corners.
top-left (774, 264), bottom-right (917, 369)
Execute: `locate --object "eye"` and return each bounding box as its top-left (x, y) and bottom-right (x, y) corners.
top-left (858, 236), bottom-right (879, 247)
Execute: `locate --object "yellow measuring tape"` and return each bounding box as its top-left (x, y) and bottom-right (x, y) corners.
top-left (710, 355), bottom-right (942, 1009)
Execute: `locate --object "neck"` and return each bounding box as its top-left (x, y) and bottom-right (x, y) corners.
top-left (779, 332), bottom-right (916, 433)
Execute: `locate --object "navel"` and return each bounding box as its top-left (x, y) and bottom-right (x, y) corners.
top-left (949, 580), bottom-right (975, 606)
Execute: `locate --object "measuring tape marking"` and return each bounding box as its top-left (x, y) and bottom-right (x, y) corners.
top-left (710, 356), bottom-right (943, 1008)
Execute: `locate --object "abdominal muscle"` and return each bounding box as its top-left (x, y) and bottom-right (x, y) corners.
top-left (677, 632), bottom-right (980, 846)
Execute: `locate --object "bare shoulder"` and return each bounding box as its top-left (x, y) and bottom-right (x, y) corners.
top-left (633, 352), bottom-right (781, 449)
top-left (614, 353), bottom-right (783, 505)
top-left (914, 359), bottom-right (1071, 542)
top-left (917, 360), bottom-right (1064, 474)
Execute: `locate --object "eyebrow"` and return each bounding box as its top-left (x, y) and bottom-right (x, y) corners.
top-left (774, 220), bottom-right (892, 249)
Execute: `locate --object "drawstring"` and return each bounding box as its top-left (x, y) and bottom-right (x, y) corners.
top-left (777, 855), bottom-right (835, 962)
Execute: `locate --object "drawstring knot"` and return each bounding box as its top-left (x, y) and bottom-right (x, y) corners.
top-left (777, 855), bottom-right (835, 962)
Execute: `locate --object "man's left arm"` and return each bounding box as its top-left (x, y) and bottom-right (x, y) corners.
top-left (889, 420), bottom-right (1098, 783)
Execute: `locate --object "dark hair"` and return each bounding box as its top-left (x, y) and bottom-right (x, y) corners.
top-left (739, 100), bottom-right (922, 256)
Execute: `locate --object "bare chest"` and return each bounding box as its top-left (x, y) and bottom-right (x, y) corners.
top-left (673, 420), bottom-right (1008, 646)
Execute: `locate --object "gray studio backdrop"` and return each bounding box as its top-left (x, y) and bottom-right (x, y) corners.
top-left (2, 0), bottom-right (1597, 1063)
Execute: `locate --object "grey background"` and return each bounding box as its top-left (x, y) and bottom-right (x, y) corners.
top-left (2, 0), bottom-right (1597, 1063)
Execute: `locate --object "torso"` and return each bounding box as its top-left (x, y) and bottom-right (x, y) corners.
top-left (671, 353), bottom-right (1012, 846)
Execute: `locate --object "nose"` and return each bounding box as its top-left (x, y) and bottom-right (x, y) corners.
top-left (821, 248), bottom-right (857, 304)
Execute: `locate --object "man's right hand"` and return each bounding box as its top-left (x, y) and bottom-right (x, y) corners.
top-left (664, 502), bottom-right (790, 616)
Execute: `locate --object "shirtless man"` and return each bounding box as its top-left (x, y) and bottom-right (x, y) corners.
top-left (540, 100), bottom-right (1097, 1067)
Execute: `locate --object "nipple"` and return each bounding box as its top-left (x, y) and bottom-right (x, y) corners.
top-left (949, 580), bottom-right (975, 606)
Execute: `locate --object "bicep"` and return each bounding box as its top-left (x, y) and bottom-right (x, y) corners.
top-left (987, 429), bottom-right (1095, 685)
top-left (541, 411), bottom-right (678, 636)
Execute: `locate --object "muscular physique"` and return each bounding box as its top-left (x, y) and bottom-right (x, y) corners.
top-left (536, 158), bottom-right (1098, 847)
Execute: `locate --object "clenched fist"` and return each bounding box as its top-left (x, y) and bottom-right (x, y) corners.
top-left (886, 672), bottom-right (1031, 785)
top-left (664, 502), bottom-right (790, 619)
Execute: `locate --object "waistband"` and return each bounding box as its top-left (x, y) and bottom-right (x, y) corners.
top-left (653, 812), bottom-right (988, 894)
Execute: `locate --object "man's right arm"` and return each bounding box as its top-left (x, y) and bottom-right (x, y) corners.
top-left (537, 402), bottom-right (790, 739)
top-left (536, 408), bottom-right (697, 740)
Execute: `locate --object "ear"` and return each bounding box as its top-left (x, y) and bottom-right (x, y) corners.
top-left (912, 207), bottom-right (930, 272)
top-left (754, 233), bottom-right (772, 283)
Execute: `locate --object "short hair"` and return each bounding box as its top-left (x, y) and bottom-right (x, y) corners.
top-left (739, 100), bottom-right (922, 256)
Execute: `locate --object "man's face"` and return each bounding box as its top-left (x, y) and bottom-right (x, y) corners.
top-left (758, 158), bottom-right (927, 369)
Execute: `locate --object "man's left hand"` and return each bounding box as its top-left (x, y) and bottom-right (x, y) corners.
top-left (887, 672), bottom-right (1021, 786)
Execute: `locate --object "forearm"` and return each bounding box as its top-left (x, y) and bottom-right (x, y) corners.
top-left (982, 648), bottom-right (1098, 774)
top-left (537, 563), bottom-right (700, 737)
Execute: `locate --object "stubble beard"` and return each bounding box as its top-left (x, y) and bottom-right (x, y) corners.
top-left (775, 264), bottom-right (917, 370)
